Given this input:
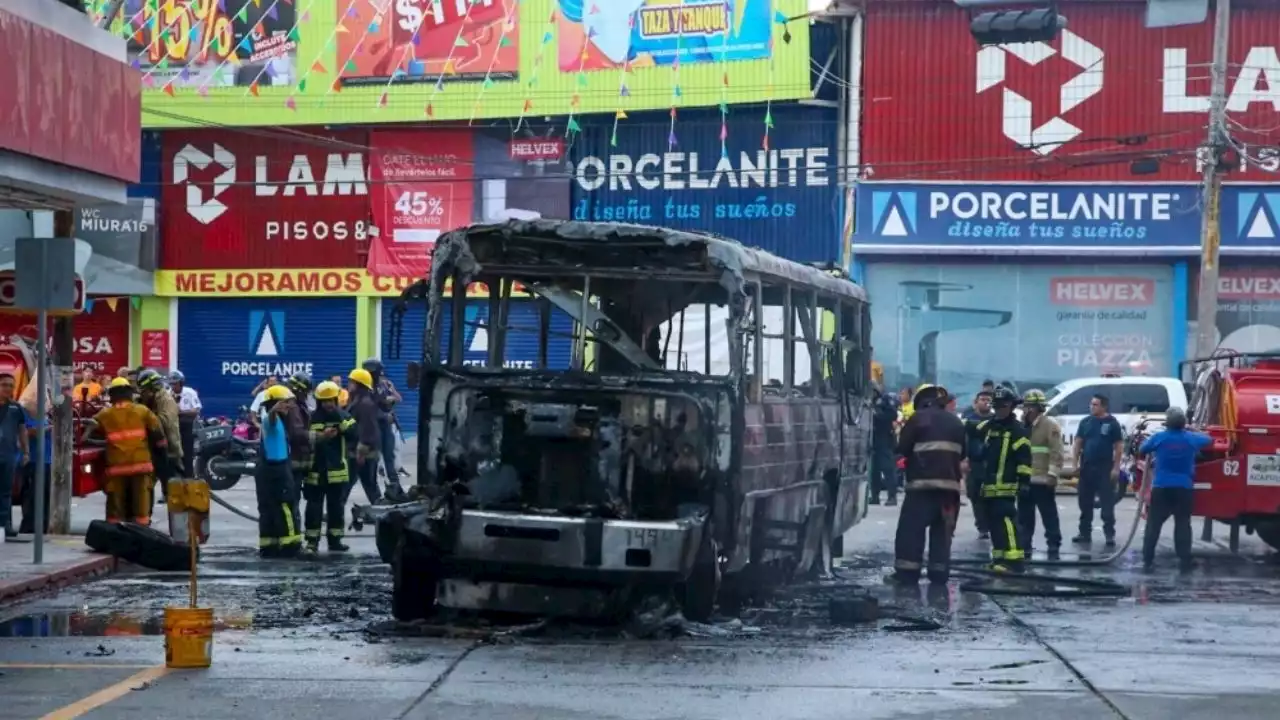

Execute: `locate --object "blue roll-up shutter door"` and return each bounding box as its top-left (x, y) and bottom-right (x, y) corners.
top-left (382, 299), bottom-right (575, 436)
top-left (178, 298), bottom-right (358, 420)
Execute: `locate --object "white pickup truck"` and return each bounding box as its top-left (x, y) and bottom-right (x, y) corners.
top-left (1040, 375), bottom-right (1189, 473)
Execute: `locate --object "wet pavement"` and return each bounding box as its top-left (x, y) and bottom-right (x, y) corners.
top-left (2, 495), bottom-right (1280, 719)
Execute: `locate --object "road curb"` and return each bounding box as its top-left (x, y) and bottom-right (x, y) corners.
top-left (0, 553), bottom-right (118, 605)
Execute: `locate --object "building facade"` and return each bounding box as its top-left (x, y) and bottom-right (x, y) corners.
top-left (854, 0), bottom-right (1280, 399)
top-left (134, 0), bottom-right (843, 425)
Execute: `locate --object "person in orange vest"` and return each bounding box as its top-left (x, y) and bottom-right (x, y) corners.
top-left (82, 378), bottom-right (170, 525)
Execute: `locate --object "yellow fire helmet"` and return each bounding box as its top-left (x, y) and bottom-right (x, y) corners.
top-left (1022, 388), bottom-right (1047, 406)
top-left (348, 368), bottom-right (374, 390)
top-left (314, 381), bottom-right (342, 401)
top-left (264, 384), bottom-right (295, 402)
top-left (108, 377), bottom-right (132, 389)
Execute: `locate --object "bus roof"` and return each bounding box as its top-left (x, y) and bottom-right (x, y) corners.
top-left (432, 219), bottom-right (869, 303)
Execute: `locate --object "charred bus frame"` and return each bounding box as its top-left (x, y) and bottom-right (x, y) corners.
top-left (381, 220), bottom-right (873, 621)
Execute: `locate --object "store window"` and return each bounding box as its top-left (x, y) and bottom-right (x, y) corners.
top-left (865, 263), bottom-right (1174, 402)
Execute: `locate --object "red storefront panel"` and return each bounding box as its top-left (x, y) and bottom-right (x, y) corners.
top-left (862, 1), bottom-right (1280, 182)
top-left (0, 301), bottom-right (130, 375)
top-left (160, 129), bottom-right (374, 269)
top-left (0, 9), bottom-right (140, 184)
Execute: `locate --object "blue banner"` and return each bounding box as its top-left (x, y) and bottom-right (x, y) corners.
top-left (569, 107), bottom-right (841, 263)
top-left (857, 183), bottom-right (1203, 251)
top-left (1224, 187), bottom-right (1280, 248)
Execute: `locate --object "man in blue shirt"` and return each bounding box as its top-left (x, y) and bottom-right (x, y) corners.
top-left (1072, 393), bottom-right (1124, 547)
top-left (256, 385), bottom-right (304, 558)
top-left (18, 412), bottom-right (52, 536)
top-left (1138, 407), bottom-right (1211, 572)
top-left (0, 373), bottom-right (29, 539)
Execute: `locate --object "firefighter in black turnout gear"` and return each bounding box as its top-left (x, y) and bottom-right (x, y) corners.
top-left (304, 381), bottom-right (357, 553)
top-left (891, 384), bottom-right (967, 585)
top-left (965, 386), bottom-right (1033, 572)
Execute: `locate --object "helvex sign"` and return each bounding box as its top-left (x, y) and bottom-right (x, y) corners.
top-left (160, 129), bottom-right (374, 269)
top-left (1050, 278), bottom-right (1153, 306)
top-left (862, 2), bottom-right (1280, 181)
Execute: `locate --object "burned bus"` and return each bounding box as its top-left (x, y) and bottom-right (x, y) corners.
top-left (378, 219), bottom-right (873, 621)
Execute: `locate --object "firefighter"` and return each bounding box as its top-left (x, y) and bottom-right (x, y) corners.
top-left (1018, 389), bottom-right (1064, 558)
top-left (304, 381), bottom-right (357, 553)
top-left (83, 378), bottom-right (169, 526)
top-left (870, 382), bottom-right (900, 506)
top-left (137, 369), bottom-right (183, 504)
top-left (346, 368), bottom-right (385, 505)
top-left (890, 384), bottom-right (967, 585)
top-left (965, 386), bottom-right (1033, 572)
top-left (256, 384), bottom-right (306, 557)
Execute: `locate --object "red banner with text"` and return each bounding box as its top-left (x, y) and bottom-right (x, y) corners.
top-left (367, 130), bottom-right (475, 278)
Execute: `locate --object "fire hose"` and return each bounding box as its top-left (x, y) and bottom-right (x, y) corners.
top-left (947, 489), bottom-right (1148, 598)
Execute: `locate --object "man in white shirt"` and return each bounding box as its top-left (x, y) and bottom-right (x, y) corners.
top-left (170, 370), bottom-right (201, 476)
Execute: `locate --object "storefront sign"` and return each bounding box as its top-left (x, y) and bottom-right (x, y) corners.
top-left (861, 3), bottom-right (1280, 181)
top-left (366, 130), bottom-right (475, 277)
top-left (1214, 269), bottom-right (1280, 354)
top-left (142, 329), bottom-right (170, 368)
top-left (509, 138), bottom-right (564, 162)
top-left (153, 269), bottom-right (529, 298)
top-left (570, 107), bottom-right (840, 262)
top-left (123, 0), bottom-right (298, 90)
top-left (139, 1), bottom-right (809, 128)
top-left (857, 183), bottom-right (1201, 252)
top-left (866, 263), bottom-right (1173, 396)
top-left (160, 130), bottom-right (372, 269)
top-left (0, 271), bottom-right (86, 315)
top-left (0, 301), bottom-right (130, 374)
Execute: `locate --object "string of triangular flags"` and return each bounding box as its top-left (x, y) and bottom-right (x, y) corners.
top-left (82, 296), bottom-right (145, 314)
top-left (514, 7), bottom-right (557, 131)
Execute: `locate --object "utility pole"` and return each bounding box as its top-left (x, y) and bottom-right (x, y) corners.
top-left (50, 210), bottom-right (75, 534)
top-left (1193, 0), bottom-right (1232, 359)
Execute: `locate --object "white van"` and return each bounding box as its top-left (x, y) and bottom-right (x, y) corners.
top-left (1041, 376), bottom-right (1188, 472)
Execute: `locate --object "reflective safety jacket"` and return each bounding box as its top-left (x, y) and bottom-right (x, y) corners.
top-left (308, 406), bottom-right (357, 484)
top-left (91, 401), bottom-right (166, 477)
top-left (966, 414), bottom-right (1033, 498)
top-left (144, 389), bottom-right (183, 463)
top-left (1026, 415), bottom-right (1065, 486)
top-left (896, 406), bottom-right (967, 493)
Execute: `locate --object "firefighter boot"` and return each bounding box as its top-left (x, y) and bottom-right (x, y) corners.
top-left (327, 537), bottom-right (350, 553)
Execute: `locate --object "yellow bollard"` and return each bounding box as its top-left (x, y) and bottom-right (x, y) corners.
top-left (163, 479), bottom-right (214, 669)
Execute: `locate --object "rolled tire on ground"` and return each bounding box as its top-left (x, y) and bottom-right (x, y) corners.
top-left (391, 552), bottom-right (438, 622)
top-left (116, 522), bottom-right (195, 572)
top-left (678, 530), bottom-right (720, 623)
top-left (1254, 519), bottom-right (1280, 552)
top-left (84, 519), bottom-right (128, 554)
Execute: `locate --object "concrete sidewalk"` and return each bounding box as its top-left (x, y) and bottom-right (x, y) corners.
top-left (0, 536), bottom-right (116, 604)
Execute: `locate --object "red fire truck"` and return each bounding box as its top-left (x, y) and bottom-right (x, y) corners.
top-left (1131, 351), bottom-right (1280, 552)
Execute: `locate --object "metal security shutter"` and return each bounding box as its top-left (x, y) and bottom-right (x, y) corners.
top-left (381, 299), bottom-right (574, 437)
top-left (178, 298), bottom-right (357, 420)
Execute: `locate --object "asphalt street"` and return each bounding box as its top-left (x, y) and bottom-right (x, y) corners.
top-left (3, 488), bottom-right (1280, 720)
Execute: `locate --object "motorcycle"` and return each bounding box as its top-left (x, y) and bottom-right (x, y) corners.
top-left (193, 406), bottom-right (260, 491)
